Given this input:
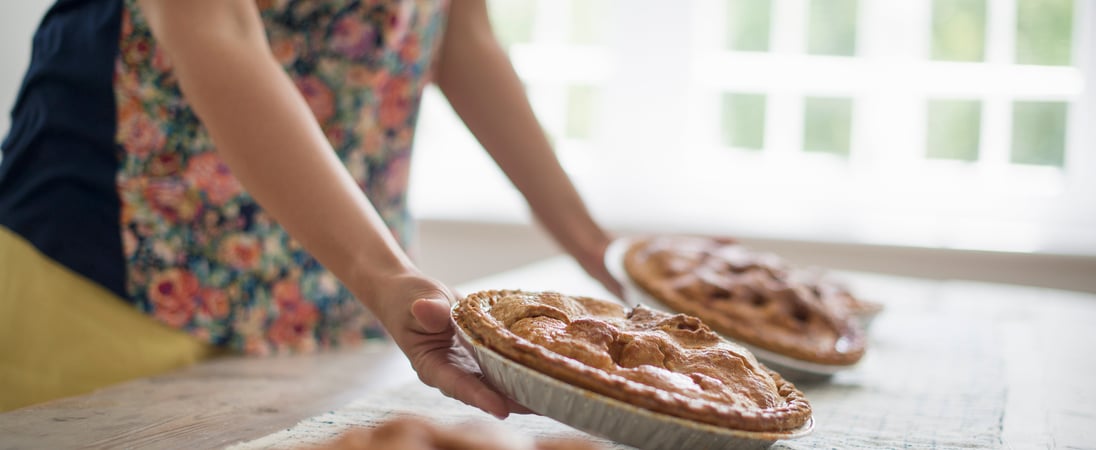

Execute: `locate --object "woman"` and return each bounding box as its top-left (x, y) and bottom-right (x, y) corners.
top-left (0, 0), bottom-right (620, 413)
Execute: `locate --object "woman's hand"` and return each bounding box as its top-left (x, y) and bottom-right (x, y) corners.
top-left (573, 238), bottom-right (623, 300)
top-left (367, 272), bottom-right (527, 419)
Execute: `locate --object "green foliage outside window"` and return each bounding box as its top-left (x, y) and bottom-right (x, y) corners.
top-left (803, 97), bottom-right (853, 156)
top-left (488, 0), bottom-right (536, 48)
top-left (726, 0), bottom-right (772, 51)
top-left (1016, 0), bottom-right (1074, 65)
top-left (926, 100), bottom-right (982, 162)
top-left (570, 0), bottom-right (610, 45)
top-left (566, 85), bottom-right (600, 139)
top-left (721, 93), bottom-right (767, 150)
top-left (808, 0), bottom-right (859, 56)
top-left (932, 0), bottom-right (986, 61)
top-left (1012, 101), bottom-right (1068, 166)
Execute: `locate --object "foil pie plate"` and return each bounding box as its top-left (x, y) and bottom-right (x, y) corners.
top-left (604, 237), bottom-right (862, 378)
top-left (453, 314), bottom-right (814, 450)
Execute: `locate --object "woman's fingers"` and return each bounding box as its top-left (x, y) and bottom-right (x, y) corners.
top-left (412, 345), bottom-right (511, 419)
top-left (384, 281), bottom-right (533, 419)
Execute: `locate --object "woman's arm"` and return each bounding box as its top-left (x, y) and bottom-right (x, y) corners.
top-left (137, 0), bottom-right (515, 418)
top-left (435, 0), bottom-right (622, 298)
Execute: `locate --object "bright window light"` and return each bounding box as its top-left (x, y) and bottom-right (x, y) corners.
top-left (410, 0), bottom-right (1096, 256)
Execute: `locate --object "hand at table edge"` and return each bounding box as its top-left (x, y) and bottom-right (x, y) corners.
top-left (368, 272), bottom-right (531, 420)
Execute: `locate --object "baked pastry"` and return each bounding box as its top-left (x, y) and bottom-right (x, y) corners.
top-left (623, 236), bottom-right (867, 366)
top-left (312, 416), bottom-right (604, 450)
top-left (453, 290), bottom-right (812, 432)
top-left (788, 267), bottom-right (884, 325)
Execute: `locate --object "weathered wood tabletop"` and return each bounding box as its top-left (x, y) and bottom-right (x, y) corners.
top-left (1, 257), bottom-right (1094, 449)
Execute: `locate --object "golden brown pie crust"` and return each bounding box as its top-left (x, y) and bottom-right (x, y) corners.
top-left (623, 236), bottom-right (867, 366)
top-left (453, 290), bottom-right (812, 432)
top-left (312, 416), bottom-right (603, 450)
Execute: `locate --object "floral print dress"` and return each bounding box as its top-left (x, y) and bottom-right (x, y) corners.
top-left (109, 0), bottom-right (450, 354)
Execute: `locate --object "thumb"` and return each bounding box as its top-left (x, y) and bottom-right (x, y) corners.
top-left (410, 298), bottom-right (453, 334)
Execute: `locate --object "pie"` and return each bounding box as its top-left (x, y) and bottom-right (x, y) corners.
top-left (789, 266), bottom-right (884, 324)
top-left (313, 416), bottom-right (603, 450)
top-left (623, 236), bottom-right (867, 366)
top-left (453, 290), bottom-right (812, 432)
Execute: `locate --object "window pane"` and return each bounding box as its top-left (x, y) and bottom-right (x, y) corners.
top-left (807, 0), bottom-right (858, 56)
top-left (721, 93), bottom-right (767, 150)
top-left (488, 0), bottom-right (537, 48)
top-left (1016, 0), bottom-right (1074, 65)
top-left (931, 0), bottom-right (986, 61)
top-left (726, 0), bottom-right (772, 52)
top-left (803, 97), bottom-right (853, 156)
top-left (566, 85), bottom-right (600, 139)
top-left (1011, 101), bottom-right (1067, 166)
top-left (926, 100), bottom-right (982, 162)
top-left (571, 0), bottom-right (610, 45)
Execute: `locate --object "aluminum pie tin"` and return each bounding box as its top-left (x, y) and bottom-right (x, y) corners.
top-left (604, 238), bottom-right (860, 378)
top-left (452, 320), bottom-right (813, 450)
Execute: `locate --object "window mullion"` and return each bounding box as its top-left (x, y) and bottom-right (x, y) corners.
top-left (979, 0), bottom-right (1017, 170)
top-left (1065, 0), bottom-right (1095, 186)
top-left (765, 0), bottom-right (807, 156)
top-left (771, 0), bottom-right (807, 54)
top-left (686, 0), bottom-right (725, 153)
top-left (854, 0), bottom-right (930, 168)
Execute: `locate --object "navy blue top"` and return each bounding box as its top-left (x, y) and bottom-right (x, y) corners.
top-left (0, 0), bottom-right (127, 298)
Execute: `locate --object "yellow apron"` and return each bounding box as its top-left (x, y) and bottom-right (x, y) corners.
top-left (0, 227), bottom-right (217, 411)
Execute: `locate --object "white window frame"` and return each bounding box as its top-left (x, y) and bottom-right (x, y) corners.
top-left (409, 0), bottom-right (1096, 256)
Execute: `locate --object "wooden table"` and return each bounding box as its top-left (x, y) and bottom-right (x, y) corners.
top-left (2, 257), bottom-right (1094, 449)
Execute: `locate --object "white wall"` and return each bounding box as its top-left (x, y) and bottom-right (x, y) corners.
top-left (0, 0), bottom-right (53, 138)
